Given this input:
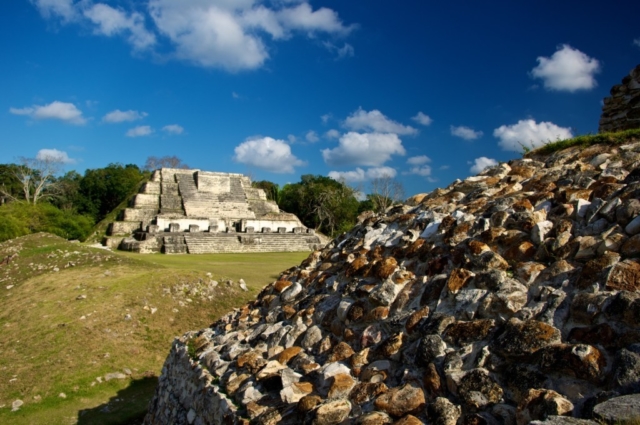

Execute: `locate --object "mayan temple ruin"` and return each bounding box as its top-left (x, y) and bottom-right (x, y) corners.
top-left (103, 168), bottom-right (322, 254)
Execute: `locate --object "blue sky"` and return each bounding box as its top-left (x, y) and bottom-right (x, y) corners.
top-left (1, 0), bottom-right (639, 198)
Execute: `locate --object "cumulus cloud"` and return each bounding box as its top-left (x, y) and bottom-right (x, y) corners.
top-left (306, 130), bottom-right (320, 143)
top-left (31, 0), bottom-right (78, 23)
top-left (162, 124), bottom-right (184, 134)
top-left (234, 137), bottom-right (306, 173)
top-left (83, 3), bottom-right (156, 50)
top-left (102, 109), bottom-right (148, 123)
top-left (321, 113), bottom-right (332, 124)
top-left (407, 155), bottom-right (431, 165)
top-left (31, 0), bottom-right (354, 71)
top-left (36, 148), bottom-right (76, 164)
top-left (10, 101), bottom-right (86, 125)
top-left (344, 108), bottom-right (417, 135)
top-left (531, 45), bottom-right (600, 92)
top-left (325, 129), bottom-right (340, 139)
top-left (470, 157), bottom-right (497, 174)
top-left (635, 38), bottom-right (640, 48)
top-left (412, 112), bottom-right (432, 126)
top-left (328, 166), bottom-right (396, 183)
top-left (322, 132), bottom-right (405, 166)
top-left (148, 0), bottom-right (353, 71)
top-left (493, 119), bottom-right (573, 152)
top-left (451, 125), bottom-right (483, 140)
top-left (405, 165), bottom-right (432, 177)
top-left (126, 125), bottom-right (153, 137)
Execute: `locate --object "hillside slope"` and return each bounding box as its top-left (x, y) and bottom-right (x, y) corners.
top-left (145, 134), bottom-right (640, 424)
top-left (0, 233), bottom-right (307, 424)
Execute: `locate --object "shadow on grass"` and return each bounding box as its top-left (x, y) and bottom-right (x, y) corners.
top-left (77, 376), bottom-right (158, 425)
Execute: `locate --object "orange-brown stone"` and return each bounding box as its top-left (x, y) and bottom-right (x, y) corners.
top-left (277, 347), bottom-right (302, 365)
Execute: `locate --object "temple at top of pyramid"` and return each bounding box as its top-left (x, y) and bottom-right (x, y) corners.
top-left (103, 168), bottom-right (323, 254)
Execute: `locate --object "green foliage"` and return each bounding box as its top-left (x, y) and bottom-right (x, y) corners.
top-left (0, 163), bottom-right (25, 203)
top-left (252, 180), bottom-right (280, 203)
top-left (525, 128), bottom-right (640, 157)
top-left (279, 175), bottom-right (359, 237)
top-left (78, 163), bottom-right (147, 222)
top-left (0, 202), bottom-right (94, 242)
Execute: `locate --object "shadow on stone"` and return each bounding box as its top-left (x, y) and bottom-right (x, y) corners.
top-left (77, 376), bottom-right (158, 425)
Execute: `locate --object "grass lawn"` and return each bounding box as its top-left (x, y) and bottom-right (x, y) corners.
top-left (0, 233), bottom-right (308, 425)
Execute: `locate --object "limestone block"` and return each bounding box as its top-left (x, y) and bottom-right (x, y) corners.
top-left (122, 208), bottom-right (157, 222)
top-left (278, 227), bottom-right (286, 233)
top-left (108, 221), bottom-right (141, 236)
top-left (189, 225), bottom-right (200, 232)
top-left (147, 225), bottom-right (159, 234)
top-left (293, 227), bottom-right (303, 234)
top-left (262, 227), bottom-right (271, 233)
top-left (132, 194), bottom-right (159, 208)
top-left (169, 223), bottom-right (180, 232)
top-left (208, 225), bottom-right (218, 233)
top-left (141, 181), bottom-right (161, 194)
top-left (246, 227), bottom-right (254, 233)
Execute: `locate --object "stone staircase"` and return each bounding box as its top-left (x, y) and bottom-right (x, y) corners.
top-left (162, 235), bottom-right (187, 254)
top-left (160, 178), bottom-right (184, 215)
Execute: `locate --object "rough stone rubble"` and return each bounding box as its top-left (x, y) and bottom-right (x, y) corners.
top-left (599, 64), bottom-right (640, 133)
top-left (144, 140), bottom-right (640, 425)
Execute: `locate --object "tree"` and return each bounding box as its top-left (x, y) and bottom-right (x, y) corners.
top-left (51, 171), bottom-right (83, 211)
top-left (0, 156), bottom-right (65, 205)
top-left (252, 180), bottom-right (280, 203)
top-left (144, 155), bottom-right (189, 171)
top-left (0, 164), bottom-right (25, 205)
top-left (78, 163), bottom-right (146, 222)
top-left (280, 175), bottom-right (359, 237)
top-left (369, 175), bottom-right (405, 213)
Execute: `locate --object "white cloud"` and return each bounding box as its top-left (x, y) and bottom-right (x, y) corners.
top-left (84, 4), bottom-right (156, 50)
top-left (321, 113), bottom-right (332, 124)
top-left (306, 130), bottom-right (320, 143)
top-left (102, 109), bottom-right (148, 123)
top-left (325, 129), bottom-right (340, 139)
top-left (322, 132), bottom-right (406, 166)
top-left (531, 44), bottom-right (600, 92)
top-left (10, 101), bottom-right (86, 125)
top-left (31, 0), bottom-right (78, 23)
top-left (470, 157), bottom-right (498, 174)
top-left (162, 124), bottom-right (184, 134)
top-left (328, 166), bottom-right (396, 183)
top-left (323, 42), bottom-right (354, 59)
top-left (634, 38), bottom-right (640, 48)
top-left (36, 148), bottom-right (75, 164)
top-left (287, 134), bottom-right (297, 143)
top-left (412, 112), bottom-right (432, 126)
top-left (126, 125), bottom-right (153, 137)
top-left (234, 137), bottom-right (306, 173)
top-left (407, 155), bottom-right (431, 165)
top-left (32, 0), bottom-right (354, 72)
top-left (493, 119), bottom-right (573, 152)
top-left (344, 108), bottom-right (417, 135)
top-left (147, 0), bottom-right (353, 71)
top-left (451, 125), bottom-right (483, 140)
top-left (404, 165), bottom-right (432, 177)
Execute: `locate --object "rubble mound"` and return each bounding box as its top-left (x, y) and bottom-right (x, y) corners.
top-left (144, 139), bottom-right (640, 425)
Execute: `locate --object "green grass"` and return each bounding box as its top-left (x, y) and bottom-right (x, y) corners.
top-left (525, 128), bottom-right (640, 157)
top-left (0, 233), bottom-right (309, 424)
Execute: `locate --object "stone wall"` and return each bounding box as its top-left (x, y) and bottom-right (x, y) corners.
top-left (145, 139), bottom-right (640, 424)
top-left (143, 336), bottom-right (238, 425)
top-left (599, 64), bottom-right (640, 133)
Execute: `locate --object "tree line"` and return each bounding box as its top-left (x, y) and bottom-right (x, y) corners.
top-left (0, 154), bottom-right (404, 243)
